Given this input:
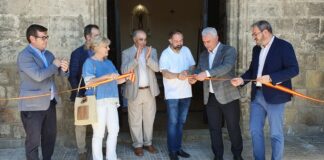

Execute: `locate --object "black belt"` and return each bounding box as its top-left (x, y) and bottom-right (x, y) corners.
top-left (139, 86), bottom-right (149, 89)
top-left (256, 86), bottom-right (262, 90)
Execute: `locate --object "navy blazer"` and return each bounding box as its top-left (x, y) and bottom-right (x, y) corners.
top-left (241, 37), bottom-right (299, 104)
top-left (68, 45), bottom-right (91, 101)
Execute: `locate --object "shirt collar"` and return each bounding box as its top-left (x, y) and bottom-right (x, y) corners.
top-left (262, 36), bottom-right (275, 49)
top-left (29, 44), bottom-right (46, 55)
top-left (210, 42), bottom-right (220, 54)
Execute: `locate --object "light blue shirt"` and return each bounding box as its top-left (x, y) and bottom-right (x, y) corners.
top-left (82, 58), bottom-right (119, 100)
top-left (206, 42), bottom-right (220, 93)
top-left (29, 44), bottom-right (54, 100)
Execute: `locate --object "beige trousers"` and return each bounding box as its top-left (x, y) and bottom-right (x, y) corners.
top-left (128, 88), bottom-right (156, 148)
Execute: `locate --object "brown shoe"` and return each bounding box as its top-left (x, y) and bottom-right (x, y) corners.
top-left (144, 145), bottom-right (157, 154)
top-left (134, 147), bottom-right (144, 156)
top-left (78, 152), bottom-right (87, 160)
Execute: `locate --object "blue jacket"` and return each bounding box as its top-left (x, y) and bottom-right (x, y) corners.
top-left (68, 45), bottom-right (91, 101)
top-left (241, 37), bottom-right (299, 104)
top-left (17, 45), bottom-right (65, 111)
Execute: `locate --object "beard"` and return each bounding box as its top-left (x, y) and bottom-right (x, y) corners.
top-left (172, 45), bottom-right (182, 51)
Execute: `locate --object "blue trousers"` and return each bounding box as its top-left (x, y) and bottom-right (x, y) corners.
top-left (166, 98), bottom-right (191, 153)
top-left (250, 90), bottom-right (286, 160)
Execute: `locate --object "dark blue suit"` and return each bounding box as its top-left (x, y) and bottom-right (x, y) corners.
top-left (68, 45), bottom-right (91, 101)
top-left (242, 36), bottom-right (299, 160)
top-left (241, 37), bottom-right (299, 104)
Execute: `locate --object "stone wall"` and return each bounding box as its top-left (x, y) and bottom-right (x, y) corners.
top-left (228, 0), bottom-right (324, 136)
top-left (0, 0), bottom-right (107, 148)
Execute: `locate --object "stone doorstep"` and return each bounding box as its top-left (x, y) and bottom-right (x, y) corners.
top-left (6, 128), bottom-right (307, 149)
top-left (0, 129), bottom-right (212, 149)
top-left (117, 129), bottom-right (212, 143)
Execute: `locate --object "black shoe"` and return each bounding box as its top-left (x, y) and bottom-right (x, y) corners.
top-left (177, 149), bottom-right (190, 158)
top-left (169, 152), bottom-right (179, 160)
top-left (233, 155), bottom-right (244, 160)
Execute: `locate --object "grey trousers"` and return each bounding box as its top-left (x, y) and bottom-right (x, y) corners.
top-left (128, 88), bottom-right (156, 148)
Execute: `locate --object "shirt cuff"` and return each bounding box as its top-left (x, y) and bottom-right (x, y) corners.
top-left (205, 70), bottom-right (211, 77)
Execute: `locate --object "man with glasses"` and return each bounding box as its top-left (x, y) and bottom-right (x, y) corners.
top-left (17, 24), bottom-right (69, 160)
top-left (68, 24), bottom-right (100, 160)
top-left (231, 20), bottom-right (299, 160)
top-left (121, 29), bottom-right (160, 157)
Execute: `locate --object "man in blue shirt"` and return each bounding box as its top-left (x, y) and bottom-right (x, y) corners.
top-left (68, 24), bottom-right (100, 159)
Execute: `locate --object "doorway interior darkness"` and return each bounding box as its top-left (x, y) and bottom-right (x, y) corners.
top-left (107, 0), bottom-right (227, 130)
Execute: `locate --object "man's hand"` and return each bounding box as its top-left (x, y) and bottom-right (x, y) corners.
top-left (256, 75), bottom-right (271, 84)
top-left (195, 71), bottom-right (207, 81)
top-left (109, 73), bottom-right (119, 80)
top-left (60, 59), bottom-right (69, 72)
top-left (231, 77), bottom-right (244, 87)
top-left (135, 46), bottom-right (143, 60)
top-left (178, 70), bottom-right (188, 80)
top-left (145, 46), bottom-right (152, 60)
top-left (188, 77), bottom-right (197, 84)
top-left (53, 59), bottom-right (61, 67)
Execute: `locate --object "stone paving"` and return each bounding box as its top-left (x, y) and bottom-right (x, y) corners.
top-left (1, 130), bottom-right (324, 160)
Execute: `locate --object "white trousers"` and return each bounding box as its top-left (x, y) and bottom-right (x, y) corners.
top-left (92, 98), bottom-right (120, 160)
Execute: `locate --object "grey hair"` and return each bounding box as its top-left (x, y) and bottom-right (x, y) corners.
top-left (201, 27), bottom-right (218, 37)
top-left (90, 36), bottom-right (110, 50)
top-left (251, 20), bottom-right (273, 34)
top-left (132, 29), bottom-right (146, 38)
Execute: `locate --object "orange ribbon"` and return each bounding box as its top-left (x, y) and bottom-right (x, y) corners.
top-left (1, 73), bottom-right (323, 104)
top-left (186, 75), bottom-right (324, 103)
top-left (0, 72), bottom-right (135, 101)
top-left (262, 82), bottom-right (324, 103)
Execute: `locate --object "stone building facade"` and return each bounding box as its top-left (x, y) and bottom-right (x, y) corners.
top-left (0, 0), bottom-right (323, 148)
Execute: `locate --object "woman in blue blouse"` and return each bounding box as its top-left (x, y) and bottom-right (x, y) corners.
top-left (82, 36), bottom-right (126, 160)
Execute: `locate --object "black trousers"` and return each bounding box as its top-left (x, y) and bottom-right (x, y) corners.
top-left (21, 99), bottom-right (57, 160)
top-left (206, 93), bottom-right (243, 158)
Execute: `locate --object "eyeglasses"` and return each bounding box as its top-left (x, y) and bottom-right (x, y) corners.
top-left (138, 38), bottom-right (147, 41)
top-left (35, 35), bottom-right (49, 40)
top-left (251, 31), bottom-right (262, 37)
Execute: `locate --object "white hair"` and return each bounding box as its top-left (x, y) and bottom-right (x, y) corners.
top-left (90, 36), bottom-right (110, 50)
top-left (201, 27), bottom-right (218, 37)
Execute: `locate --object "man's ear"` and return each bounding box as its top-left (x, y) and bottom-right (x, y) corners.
top-left (168, 38), bottom-right (172, 44)
top-left (85, 34), bottom-right (91, 41)
top-left (29, 36), bottom-right (35, 43)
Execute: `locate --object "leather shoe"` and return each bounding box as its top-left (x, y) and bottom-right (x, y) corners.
top-left (233, 155), bottom-right (244, 160)
top-left (177, 149), bottom-right (190, 158)
top-left (169, 152), bottom-right (179, 160)
top-left (134, 147), bottom-right (144, 156)
top-left (144, 145), bottom-right (157, 154)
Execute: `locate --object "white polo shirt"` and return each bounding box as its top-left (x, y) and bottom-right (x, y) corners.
top-left (159, 46), bottom-right (195, 99)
